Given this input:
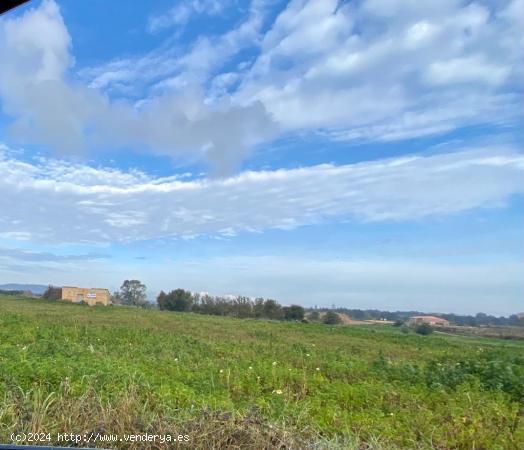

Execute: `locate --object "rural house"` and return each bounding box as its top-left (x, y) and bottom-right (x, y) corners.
top-left (408, 315), bottom-right (449, 326)
top-left (61, 286), bottom-right (110, 306)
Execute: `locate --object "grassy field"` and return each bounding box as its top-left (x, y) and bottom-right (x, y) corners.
top-left (0, 295), bottom-right (523, 449)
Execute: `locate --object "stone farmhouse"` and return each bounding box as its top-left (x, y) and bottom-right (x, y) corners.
top-left (408, 315), bottom-right (449, 326)
top-left (61, 286), bottom-right (110, 306)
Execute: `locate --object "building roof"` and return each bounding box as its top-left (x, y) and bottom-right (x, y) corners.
top-left (410, 315), bottom-right (448, 321)
top-left (62, 286), bottom-right (109, 291)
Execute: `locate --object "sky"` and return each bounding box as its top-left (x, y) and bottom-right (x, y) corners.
top-left (0, 0), bottom-right (522, 315)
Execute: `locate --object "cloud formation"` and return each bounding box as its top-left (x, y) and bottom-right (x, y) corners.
top-left (0, 0), bottom-right (275, 173)
top-left (0, 247), bottom-right (108, 262)
top-left (147, 0), bottom-right (227, 34)
top-left (235, 0), bottom-right (523, 139)
top-left (1, 143), bottom-right (522, 244)
top-left (1, 0), bottom-right (521, 171)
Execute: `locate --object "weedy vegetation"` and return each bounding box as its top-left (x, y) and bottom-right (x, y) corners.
top-left (0, 295), bottom-right (523, 449)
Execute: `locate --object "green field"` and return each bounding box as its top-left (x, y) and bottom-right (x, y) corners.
top-left (0, 295), bottom-right (523, 449)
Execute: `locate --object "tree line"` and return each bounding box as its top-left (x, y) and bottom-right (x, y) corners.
top-left (157, 289), bottom-right (306, 321)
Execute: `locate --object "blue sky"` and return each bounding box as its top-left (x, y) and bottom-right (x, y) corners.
top-left (0, 0), bottom-right (522, 315)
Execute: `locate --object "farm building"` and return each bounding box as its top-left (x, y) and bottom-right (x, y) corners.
top-left (61, 286), bottom-right (110, 306)
top-left (408, 315), bottom-right (449, 326)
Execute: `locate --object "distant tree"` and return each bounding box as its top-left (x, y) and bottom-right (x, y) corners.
top-left (508, 314), bottom-right (523, 327)
top-left (110, 291), bottom-right (123, 305)
top-left (42, 285), bottom-right (62, 300)
top-left (323, 311), bottom-right (342, 325)
top-left (415, 323), bottom-right (433, 335)
top-left (253, 298), bottom-right (265, 318)
top-left (156, 290), bottom-right (167, 310)
top-left (232, 296), bottom-right (253, 318)
top-left (393, 320), bottom-right (404, 327)
top-left (160, 289), bottom-right (193, 312)
top-left (118, 280), bottom-right (148, 307)
top-left (283, 304), bottom-right (305, 321)
top-left (307, 311), bottom-right (321, 322)
top-left (263, 299), bottom-right (283, 320)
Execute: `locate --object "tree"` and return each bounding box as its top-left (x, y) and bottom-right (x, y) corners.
top-left (263, 299), bottom-right (283, 320)
top-left (42, 285), bottom-right (62, 300)
top-left (253, 298), bottom-right (265, 318)
top-left (156, 290), bottom-right (167, 310)
top-left (118, 279), bottom-right (148, 307)
top-left (110, 291), bottom-right (123, 305)
top-left (159, 289), bottom-right (193, 312)
top-left (415, 323), bottom-right (433, 335)
top-left (323, 311), bottom-right (342, 325)
top-left (232, 296), bottom-right (253, 318)
top-left (283, 305), bottom-right (305, 321)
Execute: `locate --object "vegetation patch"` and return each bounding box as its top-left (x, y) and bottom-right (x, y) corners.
top-left (1, 295), bottom-right (523, 449)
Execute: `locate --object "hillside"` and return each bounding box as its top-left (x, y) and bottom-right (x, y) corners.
top-left (0, 295), bottom-right (523, 449)
top-left (0, 283), bottom-right (47, 294)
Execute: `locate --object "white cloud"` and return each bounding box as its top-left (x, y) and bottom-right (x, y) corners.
top-left (0, 0), bottom-right (275, 173)
top-left (0, 0), bottom-right (522, 170)
top-left (0, 144), bottom-right (522, 244)
top-left (0, 247), bottom-right (108, 262)
top-left (147, 0), bottom-right (226, 34)
top-left (425, 55), bottom-right (510, 87)
top-left (235, 0), bottom-right (523, 139)
top-left (83, 0), bottom-right (267, 96)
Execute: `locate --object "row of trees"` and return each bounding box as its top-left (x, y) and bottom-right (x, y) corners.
top-left (157, 289), bottom-right (306, 321)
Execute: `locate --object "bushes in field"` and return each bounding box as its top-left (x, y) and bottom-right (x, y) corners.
top-left (372, 352), bottom-right (524, 403)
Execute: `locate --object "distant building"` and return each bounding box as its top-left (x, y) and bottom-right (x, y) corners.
top-left (61, 286), bottom-right (110, 306)
top-left (408, 315), bottom-right (449, 326)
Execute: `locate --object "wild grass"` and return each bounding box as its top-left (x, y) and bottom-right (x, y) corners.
top-left (0, 295), bottom-right (523, 449)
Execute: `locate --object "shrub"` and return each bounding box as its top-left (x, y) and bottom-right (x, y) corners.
top-left (283, 305), bottom-right (305, 321)
top-left (415, 323), bottom-right (433, 335)
top-left (323, 311), bottom-right (342, 325)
